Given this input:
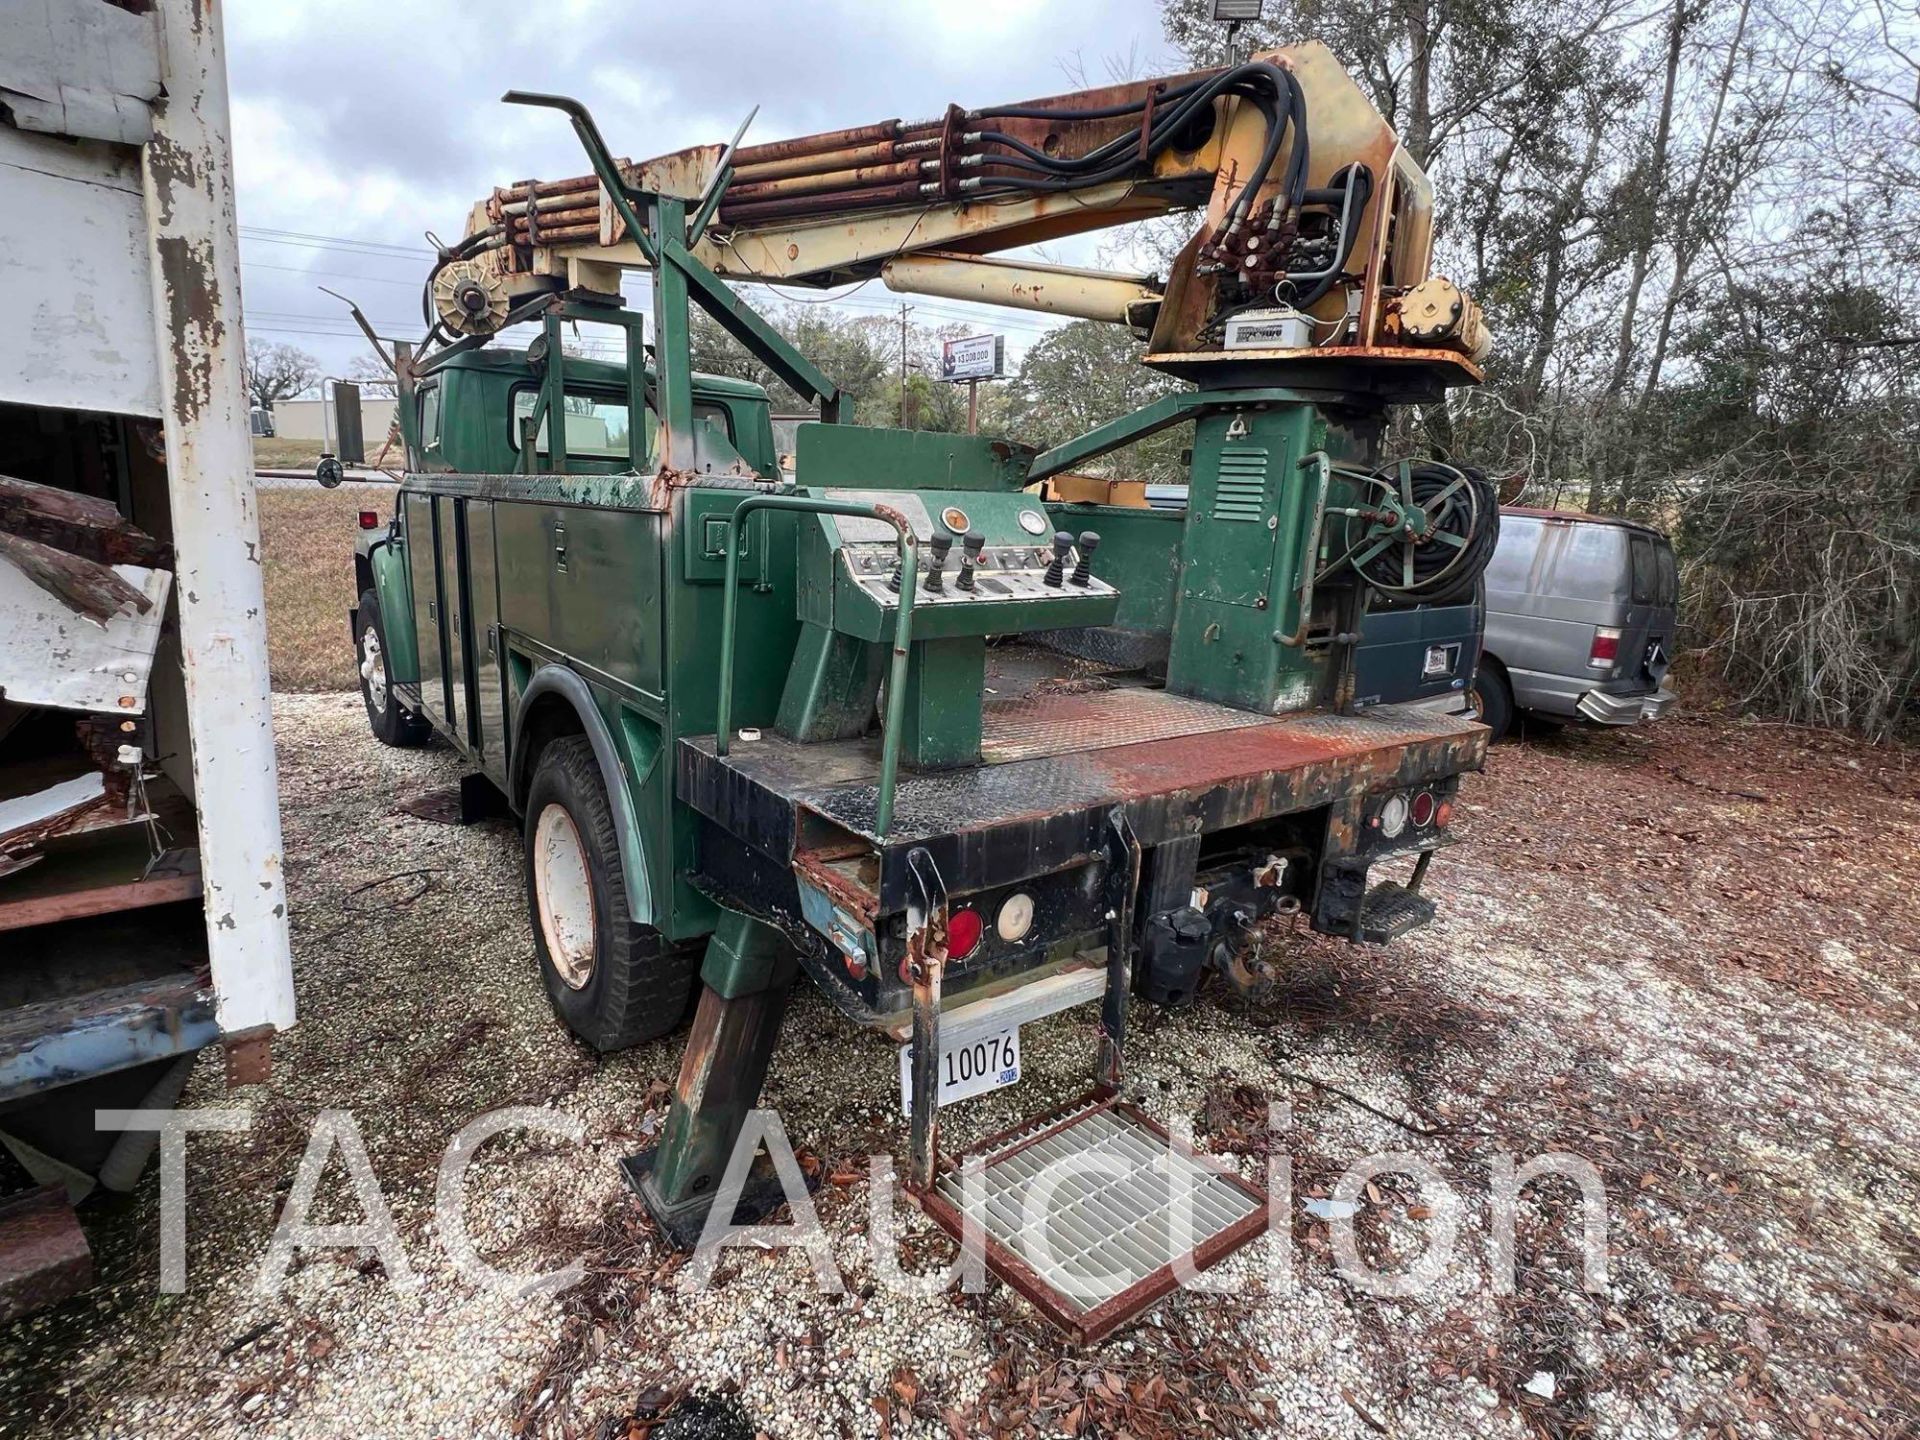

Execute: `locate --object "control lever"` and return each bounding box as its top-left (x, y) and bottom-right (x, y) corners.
top-left (956, 530), bottom-right (985, 592)
top-left (924, 533), bottom-right (952, 593)
top-left (1069, 530), bottom-right (1101, 587)
top-left (1043, 530), bottom-right (1074, 587)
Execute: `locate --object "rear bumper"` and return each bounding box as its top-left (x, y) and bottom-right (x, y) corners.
top-left (1576, 685), bottom-right (1677, 725)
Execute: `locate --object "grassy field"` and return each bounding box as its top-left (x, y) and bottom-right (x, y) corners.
top-left (258, 484), bottom-right (391, 691)
top-left (252, 436), bottom-right (327, 469)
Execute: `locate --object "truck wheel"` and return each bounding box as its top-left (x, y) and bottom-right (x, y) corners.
top-left (356, 588), bottom-right (430, 747)
top-left (523, 735), bottom-right (696, 1051)
top-left (1467, 664), bottom-right (1513, 741)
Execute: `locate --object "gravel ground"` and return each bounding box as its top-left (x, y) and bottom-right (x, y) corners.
top-left (1, 695), bottom-right (1915, 1439)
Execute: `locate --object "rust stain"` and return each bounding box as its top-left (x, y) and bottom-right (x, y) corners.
top-left (153, 236), bottom-right (224, 422)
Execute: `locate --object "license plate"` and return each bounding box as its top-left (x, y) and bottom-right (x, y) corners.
top-left (1423, 644), bottom-right (1457, 677)
top-left (899, 1026), bottom-right (1021, 1115)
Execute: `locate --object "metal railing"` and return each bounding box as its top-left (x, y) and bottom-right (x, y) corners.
top-left (714, 495), bottom-right (920, 835)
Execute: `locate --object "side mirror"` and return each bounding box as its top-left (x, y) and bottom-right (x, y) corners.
top-left (331, 380), bottom-right (366, 465)
top-left (315, 455), bottom-right (344, 488)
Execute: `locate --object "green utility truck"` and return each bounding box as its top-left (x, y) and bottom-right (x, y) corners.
top-left (342, 49), bottom-right (1499, 1339)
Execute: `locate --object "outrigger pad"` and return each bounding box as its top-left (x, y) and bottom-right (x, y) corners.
top-left (917, 1095), bottom-right (1271, 1345)
top-left (620, 1146), bottom-right (819, 1252)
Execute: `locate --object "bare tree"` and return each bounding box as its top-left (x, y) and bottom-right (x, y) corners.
top-left (243, 339), bottom-right (321, 411)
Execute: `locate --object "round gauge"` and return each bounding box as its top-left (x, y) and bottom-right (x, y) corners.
top-left (995, 891), bottom-right (1036, 943)
top-left (1017, 508), bottom-right (1048, 536)
top-left (941, 506), bottom-right (972, 534)
top-left (1379, 794), bottom-right (1410, 839)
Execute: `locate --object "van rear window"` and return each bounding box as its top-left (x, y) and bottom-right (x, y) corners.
top-left (1655, 543), bottom-right (1677, 606)
top-left (1630, 534), bottom-right (1657, 604)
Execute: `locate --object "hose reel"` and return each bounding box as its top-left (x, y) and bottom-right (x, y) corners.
top-left (431, 258), bottom-right (511, 336)
top-left (1330, 459), bottom-right (1500, 606)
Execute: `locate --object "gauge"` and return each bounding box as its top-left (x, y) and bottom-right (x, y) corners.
top-left (1017, 508), bottom-right (1048, 535)
top-left (941, 506), bottom-right (972, 534)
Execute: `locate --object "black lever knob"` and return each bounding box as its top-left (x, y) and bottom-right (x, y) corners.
top-left (1043, 529), bottom-right (1074, 588)
top-left (1069, 530), bottom-right (1101, 587)
top-left (924, 533), bottom-right (952, 592)
top-left (956, 530), bottom-right (986, 592)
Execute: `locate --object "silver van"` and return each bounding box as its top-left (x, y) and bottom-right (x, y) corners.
top-left (1470, 508), bottom-right (1678, 738)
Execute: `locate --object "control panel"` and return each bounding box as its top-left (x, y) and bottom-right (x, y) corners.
top-left (802, 488), bottom-right (1121, 641)
top-left (843, 529), bottom-right (1117, 607)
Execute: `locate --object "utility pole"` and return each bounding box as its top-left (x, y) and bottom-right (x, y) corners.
top-left (897, 301), bottom-right (913, 427)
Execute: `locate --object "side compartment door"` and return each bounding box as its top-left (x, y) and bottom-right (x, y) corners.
top-left (404, 491), bottom-right (444, 719)
top-left (437, 497), bottom-right (469, 744)
top-left (466, 500), bottom-right (507, 782)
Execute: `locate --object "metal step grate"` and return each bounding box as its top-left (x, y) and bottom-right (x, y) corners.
top-left (923, 1097), bottom-right (1269, 1343)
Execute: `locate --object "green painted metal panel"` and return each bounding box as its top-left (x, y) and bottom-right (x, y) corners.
top-left (493, 500), bottom-right (665, 702)
top-left (465, 501), bottom-right (508, 785)
top-left (1167, 405), bottom-right (1329, 713)
top-left (1045, 503), bottom-right (1184, 632)
top-left (795, 425), bottom-right (1036, 492)
top-left (435, 497), bottom-right (470, 744)
top-left (901, 636), bottom-right (986, 766)
top-left (403, 491), bottom-right (444, 720)
top-left (775, 621), bottom-right (884, 742)
top-left (368, 535), bottom-right (419, 684)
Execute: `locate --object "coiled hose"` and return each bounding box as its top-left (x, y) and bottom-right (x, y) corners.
top-left (1346, 462), bottom-right (1501, 607)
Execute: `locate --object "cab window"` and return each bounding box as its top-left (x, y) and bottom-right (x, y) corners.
top-left (511, 387), bottom-right (632, 460)
top-left (509, 387), bottom-right (732, 467)
top-left (417, 383), bottom-right (441, 452)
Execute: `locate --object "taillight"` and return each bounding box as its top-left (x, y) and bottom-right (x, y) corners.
top-left (946, 907), bottom-right (983, 959)
top-left (1588, 626), bottom-right (1622, 669)
top-left (1410, 791), bottom-right (1436, 827)
top-left (1378, 794), bottom-right (1409, 839)
top-left (358, 510), bottom-right (380, 529)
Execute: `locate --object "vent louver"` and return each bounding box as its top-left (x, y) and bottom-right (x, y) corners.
top-left (1213, 449), bottom-right (1269, 522)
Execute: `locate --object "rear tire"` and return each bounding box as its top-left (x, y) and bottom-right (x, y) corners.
top-left (356, 588), bottom-right (430, 747)
top-left (523, 735), bottom-right (697, 1051)
top-left (1467, 663), bottom-right (1513, 741)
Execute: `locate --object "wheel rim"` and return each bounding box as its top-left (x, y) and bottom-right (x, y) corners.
top-left (1464, 684), bottom-right (1484, 720)
top-left (533, 803), bottom-right (596, 990)
top-left (360, 627), bottom-right (388, 714)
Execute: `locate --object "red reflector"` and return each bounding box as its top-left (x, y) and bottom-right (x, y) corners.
top-left (1589, 628), bottom-right (1620, 663)
top-left (1410, 791), bottom-right (1436, 827)
top-left (947, 907), bottom-right (984, 959)
top-left (1436, 800), bottom-right (1454, 827)
top-left (358, 510), bottom-right (380, 529)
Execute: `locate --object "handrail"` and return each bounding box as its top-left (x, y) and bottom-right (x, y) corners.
top-left (1276, 451), bottom-right (1334, 647)
top-left (715, 495), bottom-right (920, 836)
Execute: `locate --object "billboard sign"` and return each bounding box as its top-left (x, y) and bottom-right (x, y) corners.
top-left (941, 333), bottom-right (1005, 382)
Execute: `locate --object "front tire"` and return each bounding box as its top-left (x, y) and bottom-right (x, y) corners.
top-left (356, 588), bottom-right (430, 747)
top-left (523, 735), bottom-right (697, 1051)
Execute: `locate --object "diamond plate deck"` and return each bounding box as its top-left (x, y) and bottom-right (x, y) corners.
top-left (979, 685), bottom-right (1278, 764)
top-left (920, 1096), bottom-right (1271, 1343)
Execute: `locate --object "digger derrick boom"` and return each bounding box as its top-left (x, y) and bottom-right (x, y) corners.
top-left (452, 42), bottom-right (1486, 395)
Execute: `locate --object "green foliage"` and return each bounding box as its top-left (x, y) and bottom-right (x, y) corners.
top-left (1007, 322), bottom-right (1190, 482)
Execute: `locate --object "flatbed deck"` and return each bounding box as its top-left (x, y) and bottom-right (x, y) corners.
top-left (679, 646), bottom-right (1485, 910)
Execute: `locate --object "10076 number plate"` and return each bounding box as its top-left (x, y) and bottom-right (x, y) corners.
top-left (899, 1027), bottom-right (1020, 1115)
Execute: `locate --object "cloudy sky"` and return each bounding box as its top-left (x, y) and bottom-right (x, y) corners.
top-left (225, 0), bottom-right (1186, 380)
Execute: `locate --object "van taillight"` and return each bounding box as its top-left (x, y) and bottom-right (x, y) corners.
top-left (358, 511), bottom-right (380, 529)
top-left (1588, 626), bottom-right (1622, 669)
